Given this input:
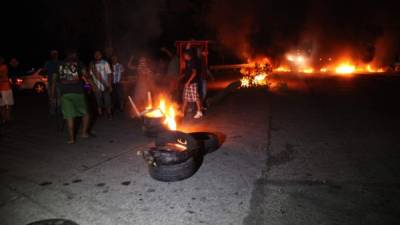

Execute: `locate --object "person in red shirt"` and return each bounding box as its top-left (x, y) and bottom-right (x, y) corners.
top-left (0, 56), bottom-right (14, 123)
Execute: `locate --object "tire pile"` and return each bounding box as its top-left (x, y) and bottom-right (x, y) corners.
top-left (138, 130), bottom-right (220, 182)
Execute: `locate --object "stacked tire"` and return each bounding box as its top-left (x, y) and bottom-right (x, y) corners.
top-left (145, 131), bottom-right (201, 182)
top-left (140, 130), bottom-right (221, 182)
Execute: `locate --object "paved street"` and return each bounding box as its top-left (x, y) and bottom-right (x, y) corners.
top-left (1, 73), bottom-right (400, 225)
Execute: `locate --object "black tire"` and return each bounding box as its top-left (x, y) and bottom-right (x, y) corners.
top-left (149, 157), bottom-right (198, 182)
top-left (142, 125), bottom-right (166, 138)
top-left (33, 82), bottom-right (47, 94)
top-left (26, 219), bottom-right (79, 225)
top-left (149, 147), bottom-right (194, 165)
top-left (190, 132), bottom-right (220, 154)
top-left (155, 130), bottom-right (199, 150)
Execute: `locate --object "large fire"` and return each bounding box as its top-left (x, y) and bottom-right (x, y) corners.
top-left (335, 62), bottom-right (356, 74)
top-left (240, 58), bottom-right (271, 88)
top-left (145, 97), bottom-right (177, 131)
top-left (273, 54), bottom-right (385, 75)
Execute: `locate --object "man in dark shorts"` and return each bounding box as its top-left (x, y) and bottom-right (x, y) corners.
top-left (181, 50), bottom-right (203, 119)
top-left (51, 51), bottom-right (89, 144)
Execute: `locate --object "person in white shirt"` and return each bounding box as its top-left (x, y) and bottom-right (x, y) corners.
top-left (90, 51), bottom-right (113, 118)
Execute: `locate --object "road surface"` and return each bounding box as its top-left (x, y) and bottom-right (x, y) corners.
top-left (1, 73), bottom-right (400, 225)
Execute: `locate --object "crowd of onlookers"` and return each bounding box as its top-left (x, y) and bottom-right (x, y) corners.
top-left (0, 45), bottom-right (214, 143)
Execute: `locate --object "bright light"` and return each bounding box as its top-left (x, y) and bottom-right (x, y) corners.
top-left (335, 63), bottom-right (355, 74)
top-left (302, 68), bottom-right (314, 73)
top-left (296, 56), bottom-right (305, 63)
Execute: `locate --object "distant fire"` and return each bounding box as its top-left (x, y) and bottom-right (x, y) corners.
top-left (335, 62), bottom-right (356, 74)
top-left (274, 53), bottom-right (386, 75)
top-left (240, 58), bottom-right (271, 88)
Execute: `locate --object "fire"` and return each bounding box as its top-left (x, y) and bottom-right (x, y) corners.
top-left (240, 58), bottom-right (271, 88)
top-left (274, 66), bottom-right (291, 72)
top-left (253, 73), bottom-right (267, 86)
top-left (165, 143), bottom-right (187, 152)
top-left (301, 68), bottom-right (314, 74)
top-left (240, 76), bottom-right (250, 87)
top-left (335, 63), bottom-right (356, 74)
top-left (145, 97), bottom-right (177, 130)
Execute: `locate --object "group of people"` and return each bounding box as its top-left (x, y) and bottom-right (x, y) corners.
top-left (1, 44), bottom-right (214, 143)
top-left (46, 49), bottom-right (125, 144)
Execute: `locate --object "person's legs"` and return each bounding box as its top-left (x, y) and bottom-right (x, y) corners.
top-left (72, 93), bottom-right (89, 137)
top-left (103, 91), bottom-right (112, 117)
top-left (4, 105), bottom-right (12, 122)
top-left (66, 118), bottom-right (75, 143)
top-left (61, 94), bottom-right (76, 143)
top-left (81, 114), bottom-right (89, 137)
top-left (192, 83), bottom-right (203, 119)
top-left (94, 91), bottom-right (103, 116)
top-left (2, 90), bottom-right (14, 122)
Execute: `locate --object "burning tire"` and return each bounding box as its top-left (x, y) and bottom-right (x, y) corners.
top-left (155, 130), bottom-right (198, 149)
top-left (142, 115), bottom-right (166, 137)
top-left (148, 157), bottom-right (198, 182)
top-left (140, 130), bottom-right (202, 182)
top-left (144, 146), bottom-right (194, 166)
top-left (190, 132), bottom-right (220, 154)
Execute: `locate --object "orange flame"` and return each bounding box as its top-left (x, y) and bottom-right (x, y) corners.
top-left (240, 58), bottom-right (271, 88)
top-left (335, 62), bottom-right (356, 74)
top-left (145, 97), bottom-right (177, 130)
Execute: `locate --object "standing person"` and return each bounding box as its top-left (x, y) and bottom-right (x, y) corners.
top-left (181, 50), bottom-right (203, 119)
top-left (197, 48), bottom-right (214, 108)
top-left (0, 56), bottom-right (14, 124)
top-left (89, 51), bottom-right (113, 118)
top-left (51, 51), bottom-right (89, 144)
top-left (111, 55), bottom-right (124, 111)
top-left (44, 50), bottom-right (61, 115)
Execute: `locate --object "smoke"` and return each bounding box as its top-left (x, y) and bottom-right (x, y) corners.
top-left (300, 0), bottom-right (400, 65)
top-left (206, 0), bottom-right (400, 66)
top-left (372, 31), bottom-right (399, 67)
top-left (111, 0), bottom-right (165, 57)
top-left (206, 0), bottom-right (257, 60)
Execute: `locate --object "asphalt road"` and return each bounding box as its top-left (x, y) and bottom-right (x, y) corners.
top-left (1, 73), bottom-right (400, 225)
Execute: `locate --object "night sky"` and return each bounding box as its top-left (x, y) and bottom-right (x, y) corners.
top-left (1, 0), bottom-right (399, 67)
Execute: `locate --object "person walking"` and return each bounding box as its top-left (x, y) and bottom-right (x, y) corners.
top-left (0, 56), bottom-right (14, 124)
top-left (197, 47), bottom-right (214, 108)
top-left (89, 51), bottom-right (113, 118)
top-left (51, 51), bottom-right (89, 144)
top-left (181, 50), bottom-right (203, 119)
top-left (44, 50), bottom-right (61, 115)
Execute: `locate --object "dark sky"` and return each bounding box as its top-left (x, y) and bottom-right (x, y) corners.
top-left (1, 0), bottom-right (399, 67)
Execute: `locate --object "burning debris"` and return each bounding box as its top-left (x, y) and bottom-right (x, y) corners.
top-left (276, 50), bottom-right (387, 75)
top-left (239, 58), bottom-right (272, 88)
top-left (128, 92), bottom-right (178, 137)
